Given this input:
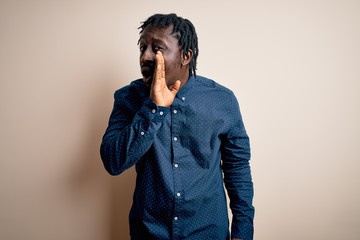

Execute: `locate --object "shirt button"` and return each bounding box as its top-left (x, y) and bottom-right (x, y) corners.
top-left (176, 192), bottom-right (181, 197)
top-left (173, 109), bottom-right (177, 114)
top-left (151, 109), bottom-right (156, 113)
top-left (174, 163), bottom-right (179, 168)
top-left (181, 97), bottom-right (185, 101)
top-left (174, 217), bottom-right (178, 221)
top-left (140, 131), bottom-right (145, 136)
top-left (173, 137), bottom-right (178, 141)
top-left (159, 111), bottom-right (164, 115)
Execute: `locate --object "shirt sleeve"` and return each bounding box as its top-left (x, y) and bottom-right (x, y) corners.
top-left (100, 90), bottom-right (169, 175)
top-left (221, 92), bottom-right (254, 240)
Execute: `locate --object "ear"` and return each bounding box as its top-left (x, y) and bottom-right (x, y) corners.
top-left (181, 49), bottom-right (193, 66)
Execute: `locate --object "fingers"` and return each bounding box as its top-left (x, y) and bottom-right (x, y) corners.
top-left (152, 51), bottom-right (165, 95)
top-left (150, 51), bottom-right (179, 107)
top-left (171, 80), bottom-right (181, 94)
top-left (154, 51), bottom-right (165, 86)
top-left (154, 51), bottom-right (180, 96)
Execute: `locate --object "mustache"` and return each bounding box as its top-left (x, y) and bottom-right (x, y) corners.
top-left (141, 61), bottom-right (155, 69)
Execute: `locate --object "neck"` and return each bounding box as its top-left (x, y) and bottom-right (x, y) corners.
top-left (178, 71), bottom-right (190, 89)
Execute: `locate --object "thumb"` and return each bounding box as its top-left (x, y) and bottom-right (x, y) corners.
top-left (170, 80), bottom-right (181, 94)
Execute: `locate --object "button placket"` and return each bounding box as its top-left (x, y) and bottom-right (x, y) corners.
top-left (171, 102), bottom-right (183, 230)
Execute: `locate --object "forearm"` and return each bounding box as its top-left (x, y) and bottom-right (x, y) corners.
top-left (100, 98), bottom-right (169, 175)
top-left (222, 102), bottom-right (254, 239)
top-left (101, 120), bottom-right (152, 175)
top-left (224, 158), bottom-right (254, 239)
top-left (224, 160), bottom-right (254, 239)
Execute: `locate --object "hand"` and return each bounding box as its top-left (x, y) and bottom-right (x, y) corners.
top-left (231, 238), bottom-right (241, 240)
top-left (150, 51), bottom-right (181, 107)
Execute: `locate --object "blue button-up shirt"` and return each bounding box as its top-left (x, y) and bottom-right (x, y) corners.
top-left (100, 75), bottom-right (254, 240)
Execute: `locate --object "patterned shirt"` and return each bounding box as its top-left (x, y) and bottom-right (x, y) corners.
top-left (100, 75), bottom-right (254, 240)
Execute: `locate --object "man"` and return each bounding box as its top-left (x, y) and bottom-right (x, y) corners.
top-left (100, 13), bottom-right (254, 240)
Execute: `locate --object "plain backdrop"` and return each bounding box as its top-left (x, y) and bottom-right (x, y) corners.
top-left (1, 0), bottom-right (359, 239)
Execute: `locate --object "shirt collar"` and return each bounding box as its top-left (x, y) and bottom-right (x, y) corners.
top-left (176, 75), bottom-right (196, 100)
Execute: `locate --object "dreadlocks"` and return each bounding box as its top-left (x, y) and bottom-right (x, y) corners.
top-left (138, 13), bottom-right (199, 77)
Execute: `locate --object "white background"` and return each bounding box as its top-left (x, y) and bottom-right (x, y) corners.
top-left (1, 0), bottom-right (359, 239)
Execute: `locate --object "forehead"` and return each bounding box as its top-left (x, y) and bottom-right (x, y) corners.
top-left (139, 25), bottom-right (179, 44)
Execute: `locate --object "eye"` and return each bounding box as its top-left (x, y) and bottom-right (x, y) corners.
top-left (139, 45), bottom-right (146, 53)
top-left (153, 45), bottom-right (163, 52)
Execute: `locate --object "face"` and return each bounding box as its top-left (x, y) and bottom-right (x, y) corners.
top-left (139, 25), bottom-right (186, 87)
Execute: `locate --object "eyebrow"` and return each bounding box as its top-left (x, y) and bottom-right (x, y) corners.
top-left (138, 37), bottom-right (167, 46)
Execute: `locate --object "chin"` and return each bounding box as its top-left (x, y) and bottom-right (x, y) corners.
top-left (143, 76), bottom-right (153, 87)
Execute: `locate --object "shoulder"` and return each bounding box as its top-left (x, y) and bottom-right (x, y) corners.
top-left (193, 75), bottom-right (236, 98)
top-left (114, 79), bottom-right (146, 101)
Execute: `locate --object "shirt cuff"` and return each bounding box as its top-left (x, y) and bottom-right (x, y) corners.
top-left (231, 220), bottom-right (254, 240)
top-left (138, 98), bottom-right (170, 124)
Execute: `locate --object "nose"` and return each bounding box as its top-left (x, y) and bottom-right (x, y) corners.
top-left (140, 46), bottom-right (155, 63)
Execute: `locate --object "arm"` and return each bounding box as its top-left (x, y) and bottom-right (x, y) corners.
top-left (100, 51), bottom-right (180, 175)
top-left (100, 96), bottom-right (169, 175)
top-left (222, 93), bottom-right (254, 240)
